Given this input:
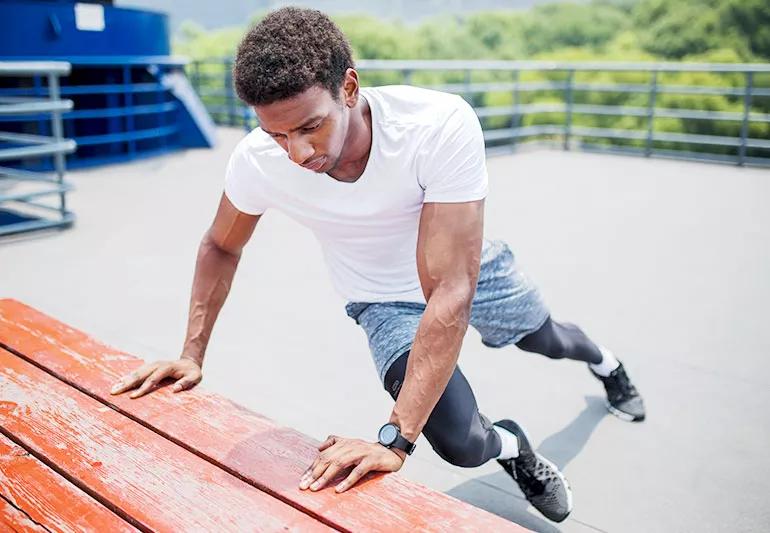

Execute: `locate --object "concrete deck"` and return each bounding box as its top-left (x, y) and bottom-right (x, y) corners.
top-left (2, 127), bottom-right (769, 532)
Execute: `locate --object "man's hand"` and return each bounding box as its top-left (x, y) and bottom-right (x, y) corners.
top-left (299, 435), bottom-right (405, 493)
top-left (110, 358), bottom-right (202, 399)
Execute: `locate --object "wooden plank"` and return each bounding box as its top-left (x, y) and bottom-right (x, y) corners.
top-left (0, 497), bottom-right (49, 533)
top-left (0, 433), bottom-right (137, 533)
top-left (0, 298), bottom-right (526, 532)
top-left (0, 348), bottom-right (333, 533)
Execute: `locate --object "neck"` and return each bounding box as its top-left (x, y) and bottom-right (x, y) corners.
top-left (327, 95), bottom-right (372, 182)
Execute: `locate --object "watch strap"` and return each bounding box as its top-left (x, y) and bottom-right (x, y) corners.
top-left (390, 433), bottom-right (416, 455)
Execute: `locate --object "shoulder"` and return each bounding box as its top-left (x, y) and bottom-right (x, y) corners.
top-left (363, 85), bottom-right (472, 130)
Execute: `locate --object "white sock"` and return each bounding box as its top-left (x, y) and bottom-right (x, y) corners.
top-left (493, 425), bottom-right (519, 460)
top-left (590, 345), bottom-right (620, 377)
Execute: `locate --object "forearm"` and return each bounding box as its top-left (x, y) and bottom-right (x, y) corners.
top-left (388, 287), bottom-right (473, 442)
top-left (181, 232), bottom-right (241, 366)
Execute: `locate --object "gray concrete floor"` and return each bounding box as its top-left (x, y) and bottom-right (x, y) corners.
top-left (2, 127), bottom-right (769, 532)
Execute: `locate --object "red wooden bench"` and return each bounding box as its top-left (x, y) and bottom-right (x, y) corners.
top-left (0, 299), bottom-right (527, 532)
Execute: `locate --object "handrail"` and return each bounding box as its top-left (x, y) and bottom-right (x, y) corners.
top-left (187, 58), bottom-right (770, 167)
top-left (0, 61), bottom-right (76, 237)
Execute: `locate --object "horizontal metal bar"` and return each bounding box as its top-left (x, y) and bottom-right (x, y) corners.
top-left (482, 124), bottom-right (770, 149)
top-left (1, 56), bottom-right (186, 67)
top-left (430, 80), bottom-right (770, 98)
top-left (73, 125), bottom-right (178, 146)
top-left (356, 59), bottom-right (770, 73)
top-left (0, 214), bottom-right (74, 237)
top-left (0, 166), bottom-right (59, 183)
top-left (0, 84), bottom-right (169, 97)
top-left (484, 125), bottom-right (563, 141)
top-left (0, 61), bottom-right (71, 75)
top-left (66, 102), bottom-right (178, 119)
top-left (0, 102), bottom-right (179, 122)
top-left (0, 98), bottom-right (73, 115)
top-left (0, 140), bottom-right (76, 160)
top-left (18, 199), bottom-right (69, 212)
top-left (475, 103), bottom-right (770, 123)
top-left (0, 131), bottom-right (66, 145)
top-left (0, 184), bottom-right (73, 203)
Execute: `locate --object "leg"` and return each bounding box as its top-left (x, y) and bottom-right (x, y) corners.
top-left (515, 316), bottom-right (603, 365)
top-left (383, 351), bottom-right (501, 468)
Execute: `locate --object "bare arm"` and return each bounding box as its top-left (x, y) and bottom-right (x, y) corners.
top-left (389, 199), bottom-right (484, 446)
top-left (182, 193), bottom-right (260, 366)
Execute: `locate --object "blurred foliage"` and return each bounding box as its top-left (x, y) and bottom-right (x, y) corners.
top-left (175, 0), bottom-right (770, 159)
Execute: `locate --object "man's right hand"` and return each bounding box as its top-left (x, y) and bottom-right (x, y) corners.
top-left (110, 358), bottom-right (202, 399)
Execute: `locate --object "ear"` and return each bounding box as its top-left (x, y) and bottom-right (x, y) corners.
top-left (341, 68), bottom-right (360, 108)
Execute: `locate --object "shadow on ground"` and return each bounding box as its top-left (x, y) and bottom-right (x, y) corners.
top-left (446, 396), bottom-right (607, 532)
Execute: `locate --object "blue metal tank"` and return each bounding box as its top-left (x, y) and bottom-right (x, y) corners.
top-left (0, 0), bottom-right (216, 169)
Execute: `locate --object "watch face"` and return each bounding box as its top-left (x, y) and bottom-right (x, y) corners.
top-left (379, 424), bottom-right (398, 446)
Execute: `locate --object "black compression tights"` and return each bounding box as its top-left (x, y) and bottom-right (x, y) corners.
top-left (383, 316), bottom-right (603, 467)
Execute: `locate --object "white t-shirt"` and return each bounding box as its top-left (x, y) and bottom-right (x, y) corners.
top-left (224, 85), bottom-right (488, 303)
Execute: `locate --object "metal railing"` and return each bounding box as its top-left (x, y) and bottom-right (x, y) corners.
top-left (0, 61), bottom-right (76, 236)
top-left (0, 57), bottom-right (188, 168)
top-left (188, 59), bottom-right (770, 167)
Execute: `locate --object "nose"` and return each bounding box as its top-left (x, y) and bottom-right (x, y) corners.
top-left (287, 138), bottom-right (314, 166)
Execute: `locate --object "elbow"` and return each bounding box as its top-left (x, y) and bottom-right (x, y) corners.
top-left (201, 230), bottom-right (241, 261)
top-left (428, 280), bottom-right (476, 320)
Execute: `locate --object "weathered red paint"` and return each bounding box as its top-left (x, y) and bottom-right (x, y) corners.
top-left (0, 348), bottom-right (332, 532)
top-left (1, 497), bottom-right (49, 533)
top-left (0, 299), bottom-right (528, 532)
top-left (0, 433), bottom-right (138, 533)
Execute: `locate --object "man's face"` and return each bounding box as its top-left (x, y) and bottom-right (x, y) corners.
top-left (254, 85), bottom-right (350, 174)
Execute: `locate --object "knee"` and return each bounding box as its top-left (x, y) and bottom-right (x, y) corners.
top-left (516, 324), bottom-right (567, 359)
top-left (428, 431), bottom-right (490, 468)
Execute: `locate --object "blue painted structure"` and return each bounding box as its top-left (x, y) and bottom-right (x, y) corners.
top-left (0, 0), bottom-right (215, 169)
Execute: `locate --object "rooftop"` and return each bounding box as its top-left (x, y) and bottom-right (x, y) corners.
top-left (2, 127), bottom-right (769, 532)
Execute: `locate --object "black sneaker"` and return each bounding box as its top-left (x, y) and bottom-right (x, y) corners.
top-left (494, 419), bottom-right (573, 523)
top-left (591, 362), bottom-right (645, 422)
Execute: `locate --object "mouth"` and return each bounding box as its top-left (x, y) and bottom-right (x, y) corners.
top-left (301, 156), bottom-right (326, 172)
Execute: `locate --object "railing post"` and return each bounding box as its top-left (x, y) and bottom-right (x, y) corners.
top-left (225, 59), bottom-right (236, 126)
top-left (403, 69), bottom-right (413, 86)
top-left (563, 69), bottom-right (574, 151)
top-left (645, 70), bottom-right (658, 157)
top-left (156, 64), bottom-right (165, 150)
top-left (192, 60), bottom-right (200, 94)
top-left (464, 68), bottom-right (473, 106)
top-left (511, 69), bottom-right (520, 149)
top-left (738, 71), bottom-right (753, 166)
top-left (47, 72), bottom-right (66, 216)
top-left (122, 65), bottom-right (135, 158)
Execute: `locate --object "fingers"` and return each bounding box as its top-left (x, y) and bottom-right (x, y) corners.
top-left (335, 461), bottom-right (372, 493)
top-left (110, 363), bottom-right (158, 395)
top-left (303, 451), bottom-right (357, 492)
top-left (128, 365), bottom-right (175, 399)
top-left (318, 435), bottom-right (337, 451)
top-left (300, 439), bottom-right (356, 491)
top-left (172, 372), bottom-right (201, 393)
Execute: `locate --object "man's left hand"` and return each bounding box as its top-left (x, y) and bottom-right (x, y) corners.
top-left (299, 435), bottom-right (405, 493)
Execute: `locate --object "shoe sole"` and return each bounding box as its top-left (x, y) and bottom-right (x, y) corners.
top-left (532, 451), bottom-right (573, 523)
top-left (605, 400), bottom-right (645, 422)
top-left (495, 420), bottom-right (573, 522)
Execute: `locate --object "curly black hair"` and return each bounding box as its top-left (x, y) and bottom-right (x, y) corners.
top-left (233, 7), bottom-right (354, 106)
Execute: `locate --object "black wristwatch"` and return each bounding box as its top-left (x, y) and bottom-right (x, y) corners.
top-left (377, 423), bottom-right (416, 455)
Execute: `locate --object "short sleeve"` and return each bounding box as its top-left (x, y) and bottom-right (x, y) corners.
top-left (417, 97), bottom-right (489, 203)
top-left (223, 142), bottom-right (270, 215)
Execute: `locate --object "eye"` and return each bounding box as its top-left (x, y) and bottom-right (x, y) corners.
top-left (301, 122), bottom-right (321, 133)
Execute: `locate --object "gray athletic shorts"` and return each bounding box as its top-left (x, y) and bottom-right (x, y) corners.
top-left (345, 239), bottom-right (550, 383)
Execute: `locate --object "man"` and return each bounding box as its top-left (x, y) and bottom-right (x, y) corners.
top-left (111, 7), bottom-right (644, 523)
